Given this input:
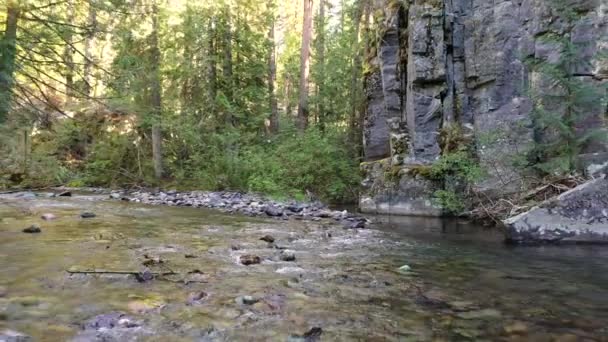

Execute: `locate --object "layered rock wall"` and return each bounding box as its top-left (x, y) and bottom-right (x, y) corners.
top-left (361, 0), bottom-right (608, 216)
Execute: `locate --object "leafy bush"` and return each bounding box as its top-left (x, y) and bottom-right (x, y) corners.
top-left (427, 148), bottom-right (484, 215)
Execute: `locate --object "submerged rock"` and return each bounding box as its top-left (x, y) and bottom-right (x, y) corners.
top-left (280, 250), bottom-right (296, 262)
top-left (0, 329), bottom-right (31, 342)
top-left (74, 312), bottom-right (146, 342)
top-left (235, 295), bottom-right (259, 305)
top-left (15, 192), bottom-right (37, 199)
top-left (187, 291), bottom-right (208, 305)
top-left (260, 235), bottom-right (275, 243)
top-left (505, 176), bottom-right (608, 244)
top-left (503, 321), bottom-right (528, 335)
top-left (456, 308), bottom-right (502, 320)
top-left (41, 213), bottom-right (57, 221)
top-left (22, 225), bottom-right (41, 234)
top-left (240, 254), bottom-right (261, 266)
top-left (288, 327), bottom-right (323, 342)
top-left (80, 212), bottom-right (97, 219)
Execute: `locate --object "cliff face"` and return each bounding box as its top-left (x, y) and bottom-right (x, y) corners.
top-left (361, 0), bottom-right (608, 216)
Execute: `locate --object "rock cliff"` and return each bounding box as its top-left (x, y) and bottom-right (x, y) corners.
top-left (361, 0), bottom-right (608, 216)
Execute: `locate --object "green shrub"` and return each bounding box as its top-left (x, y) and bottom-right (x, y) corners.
top-left (426, 148), bottom-right (484, 215)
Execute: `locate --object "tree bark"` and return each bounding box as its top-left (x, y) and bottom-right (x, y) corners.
top-left (296, 0), bottom-right (313, 131)
top-left (63, 0), bottom-right (75, 102)
top-left (222, 7), bottom-right (233, 126)
top-left (349, 0), bottom-right (365, 145)
top-left (83, 0), bottom-right (97, 96)
top-left (316, 0), bottom-right (326, 131)
top-left (207, 18), bottom-right (217, 108)
top-left (0, 4), bottom-right (20, 124)
top-left (268, 12), bottom-right (279, 134)
top-left (150, 2), bottom-right (163, 180)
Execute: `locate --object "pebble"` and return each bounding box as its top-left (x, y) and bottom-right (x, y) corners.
top-left (107, 190), bottom-right (370, 227)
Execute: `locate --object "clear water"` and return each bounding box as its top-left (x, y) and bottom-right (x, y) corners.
top-left (1, 194), bottom-right (607, 341)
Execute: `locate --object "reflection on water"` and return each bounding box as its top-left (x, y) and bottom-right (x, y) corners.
top-left (1, 194), bottom-right (607, 341)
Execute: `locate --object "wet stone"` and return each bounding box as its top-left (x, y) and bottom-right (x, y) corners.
top-left (456, 308), bottom-right (502, 320)
top-left (235, 295), bottom-right (259, 305)
top-left (22, 225), bottom-right (41, 234)
top-left (58, 191), bottom-right (72, 197)
top-left (0, 330), bottom-right (31, 342)
top-left (260, 235), bottom-right (275, 243)
top-left (288, 327), bottom-right (323, 342)
top-left (41, 213), bottom-right (57, 220)
top-left (187, 291), bottom-right (208, 305)
top-left (80, 212), bottom-right (96, 219)
top-left (240, 254), bottom-right (261, 266)
top-left (280, 250), bottom-right (296, 262)
top-left (264, 205), bottom-right (284, 217)
top-left (504, 321), bottom-right (528, 335)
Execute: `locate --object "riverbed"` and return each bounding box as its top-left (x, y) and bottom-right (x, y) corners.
top-left (1, 193), bottom-right (607, 341)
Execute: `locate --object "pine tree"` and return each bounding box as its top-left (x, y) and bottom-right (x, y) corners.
top-left (526, 1), bottom-right (608, 175)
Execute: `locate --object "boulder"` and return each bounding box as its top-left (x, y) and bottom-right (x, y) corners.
top-left (504, 176), bottom-right (608, 244)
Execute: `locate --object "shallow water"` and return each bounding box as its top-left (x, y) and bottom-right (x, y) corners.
top-left (1, 194), bottom-right (607, 341)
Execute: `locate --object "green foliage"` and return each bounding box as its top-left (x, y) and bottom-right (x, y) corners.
top-left (426, 147), bottom-right (484, 215)
top-left (163, 126), bottom-right (360, 203)
top-left (428, 149), bottom-right (484, 184)
top-left (524, 0), bottom-right (608, 176)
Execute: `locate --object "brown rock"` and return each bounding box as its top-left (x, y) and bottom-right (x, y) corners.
top-left (504, 321), bottom-right (528, 335)
top-left (260, 235), bottom-right (275, 243)
top-left (240, 254), bottom-right (261, 265)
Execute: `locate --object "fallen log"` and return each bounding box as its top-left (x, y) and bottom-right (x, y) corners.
top-left (66, 269), bottom-right (177, 276)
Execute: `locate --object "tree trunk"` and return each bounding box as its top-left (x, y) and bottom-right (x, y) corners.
top-left (316, 0), bottom-right (326, 131)
top-left (63, 0), bottom-right (75, 102)
top-left (83, 0), bottom-right (97, 96)
top-left (207, 18), bottom-right (217, 108)
top-left (222, 7), bottom-right (233, 126)
top-left (349, 0), bottom-right (365, 145)
top-left (0, 4), bottom-right (20, 124)
top-left (268, 13), bottom-right (279, 134)
top-left (150, 2), bottom-right (163, 180)
top-left (296, 0), bottom-right (313, 131)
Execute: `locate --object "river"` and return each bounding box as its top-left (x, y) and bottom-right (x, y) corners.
top-left (1, 193), bottom-right (607, 341)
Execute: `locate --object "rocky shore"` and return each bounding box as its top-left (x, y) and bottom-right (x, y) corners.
top-left (109, 189), bottom-right (371, 230)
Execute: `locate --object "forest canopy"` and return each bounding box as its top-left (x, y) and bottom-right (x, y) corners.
top-left (0, 0), bottom-right (371, 203)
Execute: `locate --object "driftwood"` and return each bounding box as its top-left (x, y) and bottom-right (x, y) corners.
top-left (66, 269), bottom-right (177, 276)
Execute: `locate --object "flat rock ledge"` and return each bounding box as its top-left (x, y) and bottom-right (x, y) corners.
top-left (113, 190), bottom-right (371, 229)
top-left (504, 175), bottom-right (608, 245)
